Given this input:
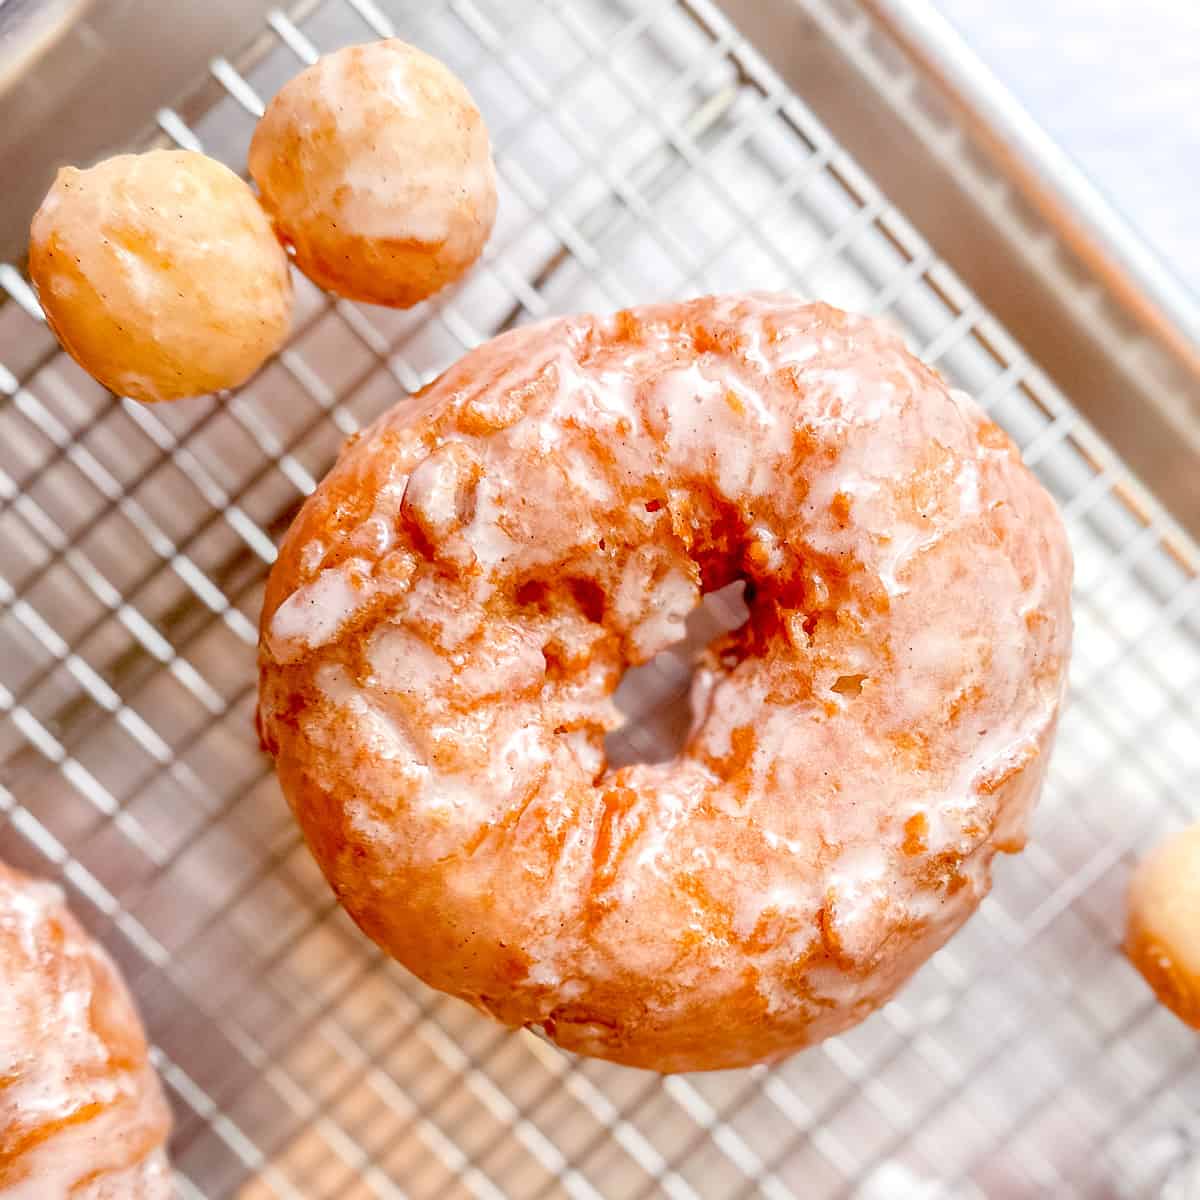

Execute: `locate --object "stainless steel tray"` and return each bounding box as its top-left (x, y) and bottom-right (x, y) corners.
top-left (1, 2), bottom-right (1198, 1198)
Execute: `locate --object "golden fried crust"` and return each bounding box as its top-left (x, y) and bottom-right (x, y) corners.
top-left (29, 150), bottom-right (292, 403)
top-left (0, 863), bottom-right (172, 1196)
top-left (1126, 825), bottom-right (1200, 1029)
top-left (249, 39), bottom-right (497, 308)
top-left (257, 295), bottom-right (1073, 1071)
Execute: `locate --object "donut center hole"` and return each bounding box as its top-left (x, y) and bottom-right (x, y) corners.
top-left (605, 580), bottom-right (749, 769)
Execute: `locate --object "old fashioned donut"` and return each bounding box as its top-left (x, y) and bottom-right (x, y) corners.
top-left (257, 295), bottom-right (1072, 1071)
top-left (0, 862), bottom-right (172, 1195)
top-left (1125, 823), bottom-right (1200, 1028)
top-left (248, 39), bottom-right (497, 308)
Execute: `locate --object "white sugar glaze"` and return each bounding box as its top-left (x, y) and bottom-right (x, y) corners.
top-left (0, 863), bottom-right (171, 1195)
top-left (258, 294), bottom-right (1072, 1071)
top-left (260, 39), bottom-right (496, 246)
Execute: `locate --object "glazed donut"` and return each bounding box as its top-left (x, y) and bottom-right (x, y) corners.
top-left (257, 295), bottom-right (1072, 1071)
top-left (249, 39), bottom-right (497, 308)
top-left (1125, 824), bottom-right (1200, 1028)
top-left (0, 862), bottom-right (172, 1194)
top-left (29, 149), bottom-right (293, 403)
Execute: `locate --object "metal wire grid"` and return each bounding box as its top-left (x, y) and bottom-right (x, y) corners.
top-left (0, 0), bottom-right (1197, 1196)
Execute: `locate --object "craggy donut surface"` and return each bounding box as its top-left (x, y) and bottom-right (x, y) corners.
top-left (0, 863), bottom-right (172, 1195)
top-left (258, 295), bottom-right (1072, 1071)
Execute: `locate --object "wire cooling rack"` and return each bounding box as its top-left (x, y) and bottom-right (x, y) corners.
top-left (1, 1), bottom-right (1198, 1197)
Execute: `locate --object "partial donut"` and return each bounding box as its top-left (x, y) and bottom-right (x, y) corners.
top-left (257, 295), bottom-right (1072, 1072)
top-left (0, 862), bottom-right (172, 1195)
top-left (248, 39), bottom-right (497, 308)
top-left (29, 149), bottom-right (293, 403)
top-left (1125, 823), bottom-right (1200, 1028)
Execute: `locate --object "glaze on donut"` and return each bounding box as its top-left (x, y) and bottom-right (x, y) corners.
top-left (0, 863), bottom-right (172, 1195)
top-left (257, 295), bottom-right (1072, 1071)
top-left (248, 39), bottom-right (497, 308)
top-left (29, 149), bottom-right (292, 403)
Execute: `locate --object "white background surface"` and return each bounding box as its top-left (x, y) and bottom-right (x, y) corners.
top-left (935, 0), bottom-right (1200, 294)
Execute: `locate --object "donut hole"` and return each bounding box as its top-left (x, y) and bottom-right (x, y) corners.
top-left (605, 580), bottom-right (748, 768)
